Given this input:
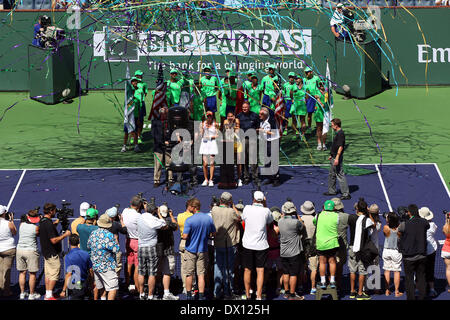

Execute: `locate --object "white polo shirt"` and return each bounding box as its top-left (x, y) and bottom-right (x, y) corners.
top-left (241, 204), bottom-right (273, 251)
top-left (122, 207), bottom-right (141, 239)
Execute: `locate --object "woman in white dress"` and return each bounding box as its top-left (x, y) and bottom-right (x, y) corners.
top-left (199, 111), bottom-right (219, 186)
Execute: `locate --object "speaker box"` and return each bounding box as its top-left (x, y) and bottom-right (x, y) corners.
top-left (28, 43), bottom-right (78, 104)
top-left (334, 38), bottom-right (383, 99)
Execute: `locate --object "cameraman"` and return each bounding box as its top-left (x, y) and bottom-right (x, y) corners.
top-left (0, 205), bottom-right (16, 298)
top-left (398, 204), bottom-right (429, 300)
top-left (17, 209), bottom-right (41, 300)
top-left (39, 203), bottom-right (71, 300)
top-left (136, 203), bottom-right (167, 300)
top-left (156, 204), bottom-right (179, 300)
top-left (32, 15), bottom-right (50, 48)
top-left (330, 3), bottom-right (350, 41)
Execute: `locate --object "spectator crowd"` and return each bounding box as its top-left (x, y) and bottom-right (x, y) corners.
top-left (0, 194), bottom-right (449, 301)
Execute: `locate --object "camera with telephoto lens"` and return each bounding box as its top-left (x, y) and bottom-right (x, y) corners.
top-left (146, 197), bottom-right (157, 216)
top-left (136, 192), bottom-right (148, 212)
top-left (55, 200), bottom-right (74, 232)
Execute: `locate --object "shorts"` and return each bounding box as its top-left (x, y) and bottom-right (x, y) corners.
top-left (138, 101), bottom-right (147, 122)
top-left (126, 238), bottom-right (139, 266)
top-left (184, 250), bottom-right (208, 276)
top-left (306, 96), bottom-right (316, 113)
top-left (159, 254), bottom-right (176, 275)
top-left (265, 256), bottom-right (282, 270)
top-left (262, 94), bottom-right (272, 109)
top-left (313, 108), bottom-right (324, 123)
top-left (205, 96), bottom-right (217, 113)
top-left (44, 255), bottom-right (61, 281)
top-left (242, 247), bottom-right (268, 270)
top-left (16, 250), bottom-right (39, 273)
top-left (441, 250), bottom-right (450, 259)
top-left (317, 247), bottom-right (338, 258)
top-left (138, 246), bottom-right (159, 276)
top-left (281, 255), bottom-right (302, 276)
top-left (382, 248), bottom-right (402, 272)
top-left (94, 269), bottom-right (119, 291)
top-left (284, 100), bottom-right (292, 118)
top-left (308, 255), bottom-right (319, 272)
top-left (347, 247), bottom-right (367, 275)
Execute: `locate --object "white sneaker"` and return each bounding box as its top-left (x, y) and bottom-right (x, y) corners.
top-left (322, 145), bottom-right (327, 151)
top-left (163, 292), bottom-right (179, 300)
top-left (238, 179), bottom-right (243, 187)
top-left (208, 180), bottom-right (214, 187)
top-left (121, 145), bottom-right (127, 152)
top-left (202, 179), bottom-right (208, 186)
top-left (316, 145), bottom-right (322, 150)
top-left (128, 284), bottom-right (136, 292)
top-left (20, 292), bottom-right (28, 300)
top-left (28, 293), bottom-right (41, 300)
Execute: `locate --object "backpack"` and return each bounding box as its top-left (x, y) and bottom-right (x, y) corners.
top-left (355, 216), bottom-right (379, 268)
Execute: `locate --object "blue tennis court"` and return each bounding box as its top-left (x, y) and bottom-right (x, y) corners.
top-left (1, 163), bottom-right (449, 300)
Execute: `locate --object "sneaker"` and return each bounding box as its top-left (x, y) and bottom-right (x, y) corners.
top-left (283, 129), bottom-right (288, 136)
top-left (329, 282), bottom-right (336, 289)
top-left (28, 293), bottom-right (41, 300)
top-left (163, 292), bottom-right (179, 300)
top-left (201, 179), bottom-right (208, 186)
top-left (310, 288), bottom-right (317, 295)
top-left (241, 294), bottom-right (249, 300)
top-left (208, 180), bottom-right (214, 187)
top-left (356, 293), bottom-right (371, 300)
top-left (147, 295), bottom-right (159, 300)
top-left (186, 294), bottom-right (194, 300)
top-left (340, 194), bottom-right (351, 200)
top-left (139, 293), bottom-right (146, 300)
top-left (349, 291), bottom-right (357, 299)
top-left (318, 282), bottom-right (327, 290)
top-left (256, 296), bottom-right (263, 300)
top-left (429, 289), bottom-right (437, 298)
top-left (322, 145), bottom-right (327, 151)
top-left (130, 138), bottom-right (134, 145)
top-left (138, 137), bottom-right (143, 144)
top-left (288, 294), bottom-right (305, 301)
top-left (238, 179), bottom-right (243, 187)
top-left (316, 145), bottom-right (322, 151)
top-left (121, 145), bottom-right (127, 153)
top-left (128, 284), bottom-right (136, 293)
top-left (20, 292), bottom-right (28, 300)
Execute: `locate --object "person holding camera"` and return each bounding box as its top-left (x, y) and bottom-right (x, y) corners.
top-left (136, 203), bottom-right (167, 300)
top-left (60, 234), bottom-right (93, 300)
top-left (382, 212), bottom-right (403, 298)
top-left (39, 203), bottom-right (71, 300)
top-left (16, 209), bottom-right (41, 300)
top-left (330, 3), bottom-right (350, 40)
top-left (182, 198), bottom-right (216, 300)
top-left (87, 214), bottom-right (120, 300)
top-left (122, 196), bottom-right (143, 293)
top-left (211, 192), bottom-right (242, 300)
top-left (418, 207), bottom-right (438, 297)
top-left (0, 205), bottom-right (16, 298)
top-left (70, 202), bottom-right (90, 236)
top-left (156, 204), bottom-right (180, 300)
top-left (398, 204), bottom-right (430, 300)
top-left (77, 208), bottom-right (98, 252)
top-left (105, 207), bottom-right (127, 279)
top-left (442, 211), bottom-right (450, 293)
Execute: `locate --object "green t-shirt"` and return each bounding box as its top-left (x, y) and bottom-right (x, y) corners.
top-left (200, 76), bottom-right (219, 98)
top-left (282, 82), bottom-right (296, 101)
top-left (242, 80), bottom-right (252, 99)
top-left (316, 91), bottom-right (330, 113)
top-left (261, 74), bottom-right (276, 97)
top-left (133, 88), bottom-right (143, 117)
top-left (247, 84), bottom-right (263, 114)
top-left (137, 81), bottom-right (148, 96)
top-left (193, 93), bottom-right (204, 121)
top-left (166, 78), bottom-right (184, 106)
top-left (313, 210), bottom-right (339, 251)
top-left (224, 82), bottom-right (238, 106)
top-left (292, 84), bottom-right (306, 106)
top-left (305, 75), bottom-right (320, 97)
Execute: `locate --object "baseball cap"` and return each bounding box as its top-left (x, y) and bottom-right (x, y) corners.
top-left (170, 69), bottom-right (178, 74)
top-left (267, 64), bottom-right (276, 70)
top-left (86, 208), bottom-right (98, 219)
top-left (300, 201), bottom-right (315, 215)
top-left (282, 201), bottom-right (297, 214)
top-left (225, 68), bottom-right (232, 72)
top-left (220, 192), bottom-right (233, 202)
top-left (288, 72), bottom-right (296, 77)
top-left (331, 198), bottom-right (344, 211)
top-left (270, 207), bottom-right (282, 222)
top-left (27, 215), bottom-right (40, 224)
top-left (368, 204), bottom-right (380, 214)
top-left (304, 67), bottom-right (312, 73)
top-left (130, 76), bottom-right (140, 82)
top-left (253, 191), bottom-right (264, 202)
top-left (134, 70), bottom-right (144, 76)
top-left (419, 207), bottom-right (434, 221)
top-left (324, 200), bottom-right (335, 211)
top-left (79, 202), bottom-right (89, 217)
top-left (203, 66), bottom-right (212, 71)
top-left (106, 207), bottom-right (118, 218)
top-left (159, 205), bottom-right (169, 216)
top-left (97, 214), bottom-right (112, 229)
top-left (0, 205), bottom-right (7, 215)
top-left (337, 3), bottom-right (344, 8)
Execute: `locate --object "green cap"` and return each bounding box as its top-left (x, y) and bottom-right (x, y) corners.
top-left (288, 72), bottom-right (296, 77)
top-left (267, 64), bottom-right (276, 70)
top-left (225, 68), bottom-right (232, 72)
top-left (324, 200), bottom-right (335, 211)
top-left (203, 66), bottom-right (212, 71)
top-left (251, 74), bottom-right (258, 79)
top-left (130, 76), bottom-right (140, 82)
top-left (86, 208), bottom-right (98, 219)
top-left (170, 69), bottom-right (178, 74)
top-left (134, 70), bottom-right (143, 76)
top-left (304, 67), bottom-right (312, 73)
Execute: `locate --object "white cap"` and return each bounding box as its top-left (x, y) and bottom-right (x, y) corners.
top-left (159, 205), bottom-right (169, 216)
top-left (106, 207), bottom-right (118, 218)
top-left (253, 191), bottom-right (265, 202)
top-left (79, 202), bottom-right (90, 217)
top-left (0, 205), bottom-right (7, 215)
top-left (337, 3), bottom-right (344, 8)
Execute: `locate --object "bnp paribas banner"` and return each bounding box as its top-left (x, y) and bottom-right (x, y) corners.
top-left (92, 27), bottom-right (311, 72)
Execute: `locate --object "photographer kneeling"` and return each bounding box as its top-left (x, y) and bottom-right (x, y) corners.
top-left (39, 203), bottom-right (71, 300)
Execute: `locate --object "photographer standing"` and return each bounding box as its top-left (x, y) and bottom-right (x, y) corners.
top-left (211, 192), bottom-right (241, 299)
top-left (136, 204), bottom-right (167, 300)
top-left (105, 207), bottom-right (127, 279)
top-left (39, 203), bottom-right (71, 300)
top-left (76, 208), bottom-right (98, 252)
top-left (0, 205), bottom-right (16, 298)
top-left (156, 204), bottom-right (179, 300)
top-left (17, 209), bottom-right (41, 300)
top-left (398, 204), bottom-right (430, 300)
top-left (71, 202), bottom-right (90, 236)
top-left (442, 211), bottom-right (450, 293)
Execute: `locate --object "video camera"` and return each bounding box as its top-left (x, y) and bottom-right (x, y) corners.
top-left (55, 200), bottom-right (74, 232)
top-left (382, 206), bottom-right (409, 223)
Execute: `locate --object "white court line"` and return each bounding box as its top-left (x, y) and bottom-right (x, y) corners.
top-left (433, 163), bottom-right (450, 199)
top-left (6, 169), bottom-right (27, 211)
top-left (375, 164), bottom-right (393, 212)
top-left (0, 163), bottom-right (439, 171)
